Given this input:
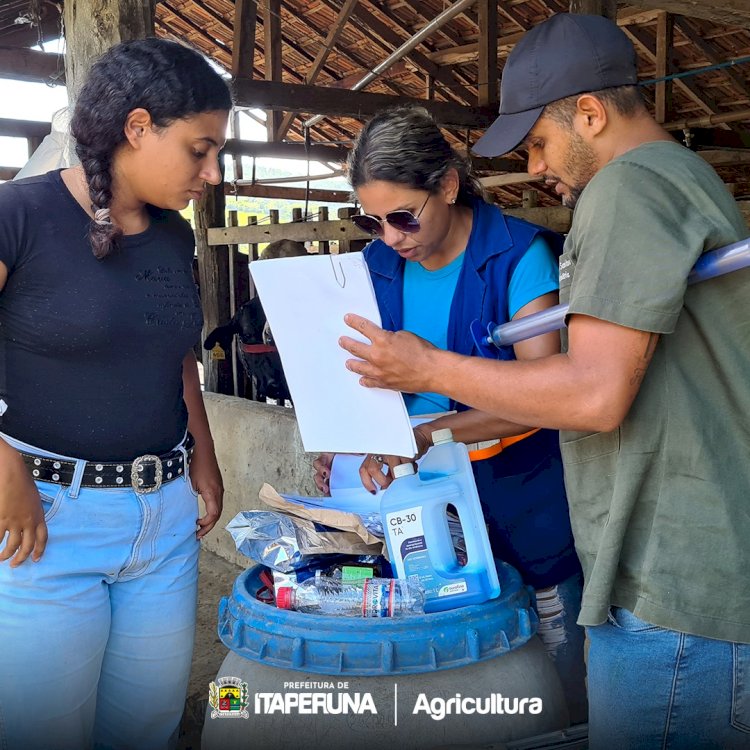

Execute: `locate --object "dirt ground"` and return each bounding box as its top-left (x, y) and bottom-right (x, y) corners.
top-left (178, 548), bottom-right (244, 750)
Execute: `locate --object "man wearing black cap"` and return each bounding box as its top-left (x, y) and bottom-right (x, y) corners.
top-left (341, 12), bottom-right (750, 748)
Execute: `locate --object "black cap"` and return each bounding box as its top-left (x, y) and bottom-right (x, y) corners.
top-left (473, 13), bottom-right (638, 157)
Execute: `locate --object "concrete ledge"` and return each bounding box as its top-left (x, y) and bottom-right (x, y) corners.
top-left (201, 393), bottom-right (318, 567)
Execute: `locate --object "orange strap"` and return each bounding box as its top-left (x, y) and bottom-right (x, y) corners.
top-left (468, 428), bottom-right (540, 462)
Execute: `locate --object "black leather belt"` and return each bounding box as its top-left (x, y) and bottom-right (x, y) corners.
top-left (21, 434), bottom-right (195, 493)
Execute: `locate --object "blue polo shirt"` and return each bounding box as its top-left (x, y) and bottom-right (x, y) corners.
top-left (402, 236), bottom-right (558, 415)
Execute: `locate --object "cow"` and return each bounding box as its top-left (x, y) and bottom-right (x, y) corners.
top-left (203, 239), bottom-right (307, 405)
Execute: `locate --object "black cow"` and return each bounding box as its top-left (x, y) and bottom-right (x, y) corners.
top-left (203, 240), bottom-right (307, 404)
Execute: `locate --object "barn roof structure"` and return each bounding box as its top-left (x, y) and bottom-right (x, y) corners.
top-left (1, 0), bottom-right (750, 205)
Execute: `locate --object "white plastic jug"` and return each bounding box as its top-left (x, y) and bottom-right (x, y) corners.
top-left (380, 429), bottom-right (501, 613)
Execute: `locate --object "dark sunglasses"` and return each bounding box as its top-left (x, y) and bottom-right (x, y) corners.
top-left (351, 193), bottom-right (431, 237)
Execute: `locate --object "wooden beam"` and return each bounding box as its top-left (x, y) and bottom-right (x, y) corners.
top-left (0, 46), bottom-right (64, 85)
top-left (232, 79), bottom-right (497, 128)
top-left (697, 149), bottom-right (750, 166)
top-left (225, 183), bottom-right (352, 203)
top-left (625, 0), bottom-right (750, 30)
top-left (503, 207), bottom-right (573, 234)
top-left (276, 0), bottom-right (360, 140)
top-left (0, 118), bottom-right (51, 140)
top-left (161, 0), bottom-right (354, 145)
top-left (208, 218), bottom-right (366, 245)
top-left (0, 167), bottom-right (20, 181)
top-left (428, 32), bottom-right (525, 65)
top-left (356, 1), bottom-right (478, 102)
top-left (477, 0), bottom-right (498, 107)
top-left (623, 25), bottom-right (727, 123)
top-left (210, 200), bottom-right (750, 246)
top-left (232, 0), bottom-right (257, 78)
top-left (209, 207), bottom-right (577, 246)
top-left (303, 0), bottom-right (358, 86)
top-left (674, 17), bottom-right (750, 104)
top-left (480, 173), bottom-right (542, 187)
top-left (277, 0), bottom-right (407, 102)
top-left (223, 138), bottom-right (349, 163)
top-left (427, 6), bottom-right (652, 67)
top-left (655, 12), bottom-right (675, 124)
top-left (338, 0), bottom-right (466, 103)
top-left (328, 62), bottom-right (409, 89)
top-left (470, 156), bottom-right (530, 173)
top-left (160, 2), bottom-right (233, 63)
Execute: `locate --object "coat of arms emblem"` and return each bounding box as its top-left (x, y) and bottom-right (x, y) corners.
top-left (209, 676), bottom-right (250, 719)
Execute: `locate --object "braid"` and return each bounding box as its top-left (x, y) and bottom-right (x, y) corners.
top-left (71, 38), bottom-right (232, 259)
top-left (81, 153), bottom-right (122, 259)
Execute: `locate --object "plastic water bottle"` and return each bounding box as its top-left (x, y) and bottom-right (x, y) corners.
top-left (381, 429), bottom-right (501, 613)
top-left (275, 576), bottom-right (425, 617)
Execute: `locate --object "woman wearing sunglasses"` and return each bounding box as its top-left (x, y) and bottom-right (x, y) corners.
top-left (314, 106), bottom-right (586, 724)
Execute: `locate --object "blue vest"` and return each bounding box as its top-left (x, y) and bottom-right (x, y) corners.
top-left (365, 200), bottom-right (580, 588)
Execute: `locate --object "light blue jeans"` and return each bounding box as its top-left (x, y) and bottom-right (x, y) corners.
top-left (587, 606), bottom-right (750, 749)
top-left (0, 432), bottom-right (201, 750)
top-left (534, 571), bottom-right (588, 725)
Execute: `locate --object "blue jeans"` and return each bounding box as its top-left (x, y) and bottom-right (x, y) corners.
top-left (534, 571), bottom-right (588, 725)
top-left (587, 606), bottom-right (750, 749)
top-left (0, 433), bottom-right (200, 750)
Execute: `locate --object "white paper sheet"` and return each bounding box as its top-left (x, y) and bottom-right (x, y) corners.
top-left (250, 253), bottom-right (417, 457)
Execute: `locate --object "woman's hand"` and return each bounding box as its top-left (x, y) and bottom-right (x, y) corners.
top-left (313, 453), bottom-right (335, 495)
top-left (412, 424), bottom-right (434, 460)
top-left (358, 424), bottom-right (434, 493)
top-left (359, 454), bottom-right (415, 494)
top-left (188, 440), bottom-right (224, 539)
top-left (0, 445), bottom-right (48, 566)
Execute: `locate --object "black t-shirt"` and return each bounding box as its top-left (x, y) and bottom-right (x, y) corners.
top-left (0, 169), bottom-right (203, 461)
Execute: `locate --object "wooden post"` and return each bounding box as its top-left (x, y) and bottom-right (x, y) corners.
top-left (318, 207), bottom-right (330, 254)
top-left (337, 207), bottom-right (368, 253)
top-left (63, 0), bottom-right (155, 103)
top-left (27, 136), bottom-right (43, 159)
top-left (292, 207), bottom-right (303, 223)
top-left (568, 0), bottom-right (616, 20)
top-left (227, 211), bottom-right (240, 397)
top-left (232, 0), bottom-right (257, 79)
top-left (477, 0), bottom-right (498, 108)
top-left (248, 215), bottom-right (259, 262)
top-left (230, 111), bottom-right (244, 181)
top-left (264, 0), bottom-right (283, 141)
top-left (426, 74), bottom-right (435, 101)
top-left (522, 190), bottom-right (539, 208)
top-left (655, 12), bottom-right (675, 124)
top-left (194, 183), bottom-right (233, 395)
top-left (337, 207), bottom-right (355, 253)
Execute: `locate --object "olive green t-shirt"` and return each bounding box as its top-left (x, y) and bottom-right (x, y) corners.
top-left (559, 140), bottom-right (750, 643)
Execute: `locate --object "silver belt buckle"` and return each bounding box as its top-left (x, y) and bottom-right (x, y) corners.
top-left (131, 454), bottom-right (163, 494)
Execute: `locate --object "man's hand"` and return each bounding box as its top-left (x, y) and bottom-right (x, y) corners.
top-left (339, 314), bottom-right (439, 393)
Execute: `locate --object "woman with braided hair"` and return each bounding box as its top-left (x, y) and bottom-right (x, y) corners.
top-left (0, 38), bottom-right (231, 748)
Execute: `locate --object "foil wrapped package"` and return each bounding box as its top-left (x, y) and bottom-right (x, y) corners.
top-left (226, 510), bottom-right (384, 572)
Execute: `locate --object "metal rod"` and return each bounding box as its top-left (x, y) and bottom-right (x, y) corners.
top-left (302, 0), bottom-right (477, 129)
top-left (639, 54), bottom-right (750, 87)
top-left (486, 237), bottom-right (750, 348)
